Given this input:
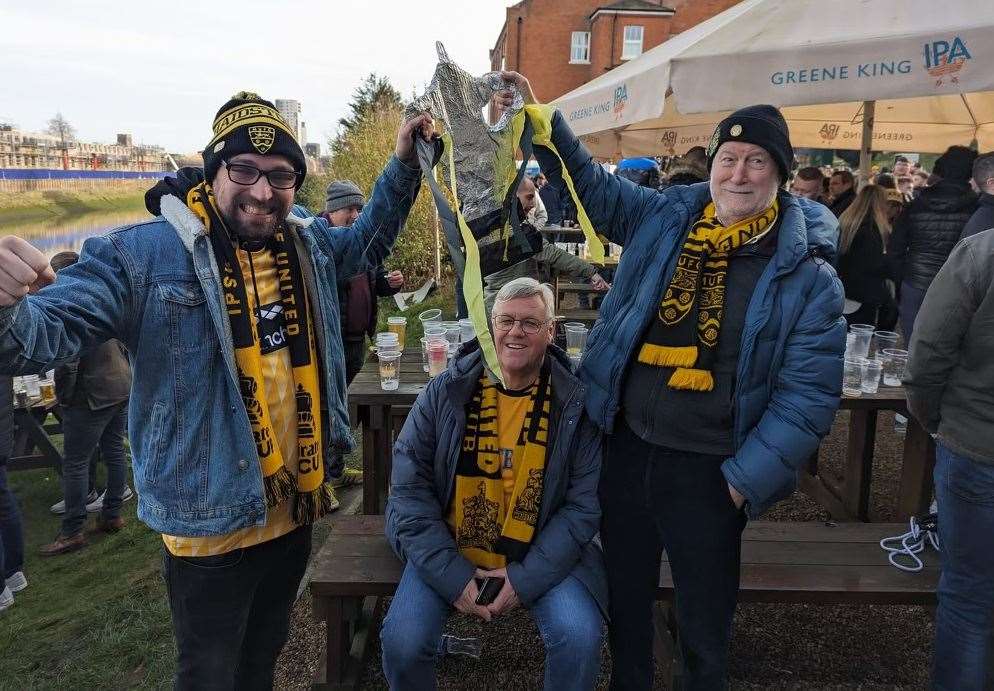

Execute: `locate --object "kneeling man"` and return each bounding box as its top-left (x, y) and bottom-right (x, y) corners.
top-left (383, 277), bottom-right (606, 690)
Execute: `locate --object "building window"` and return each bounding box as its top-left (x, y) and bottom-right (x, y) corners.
top-left (570, 31), bottom-right (591, 64)
top-left (622, 25), bottom-right (644, 60)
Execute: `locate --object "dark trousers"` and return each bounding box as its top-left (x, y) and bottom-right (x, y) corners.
top-left (61, 401), bottom-right (128, 536)
top-left (343, 336), bottom-right (368, 387)
top-left (163, 525), bottom-right (312, 691)
top-left (899, 281), bottom-right (928, 342)
top-left (600, 420), bottom-right (746, 691)
top-left (0, 462), bottom-right (25, 579)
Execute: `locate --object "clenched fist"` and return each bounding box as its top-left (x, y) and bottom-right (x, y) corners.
top-left (0, 236), bottom-right (56, 306)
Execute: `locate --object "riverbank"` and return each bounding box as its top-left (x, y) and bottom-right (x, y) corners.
top-left (0, 186), bottom-right (148, 227)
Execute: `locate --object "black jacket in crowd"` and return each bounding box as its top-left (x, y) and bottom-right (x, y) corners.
top-left (888, 180), bottom-right (978, 290)
top-left (54, 340), bottom-right (132, 411)
top-left (337, 266), bottom-right (401, 340)
top-left (829, 187), bottom-right (856, 218)
top-left (960, 191), bottom-right (994, 241)
top-left (838, 218), bottom-right (888, 308)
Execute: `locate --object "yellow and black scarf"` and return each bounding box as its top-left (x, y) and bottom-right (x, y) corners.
top-left (638, 199), bottom-right (779, 392)
top-left (449, 365), bottom-right (552, 569)
top-left (186, 182), bottom-right (332, 524)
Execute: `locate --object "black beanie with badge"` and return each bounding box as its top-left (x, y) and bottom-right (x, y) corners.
top-left (202, 91), bottom-right (307, 189)
top-left (706, 104), bottom-right (794, 183)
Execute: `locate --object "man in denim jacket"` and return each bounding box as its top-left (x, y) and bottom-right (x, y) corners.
top-left (0, 92), bottom-right (431, 689)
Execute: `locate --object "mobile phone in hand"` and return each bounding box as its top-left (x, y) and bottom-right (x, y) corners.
top-left (474, 576), bottom-right (505, 606)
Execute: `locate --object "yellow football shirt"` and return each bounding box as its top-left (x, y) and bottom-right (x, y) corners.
top-left (162, 246), bottom-right (300, 557)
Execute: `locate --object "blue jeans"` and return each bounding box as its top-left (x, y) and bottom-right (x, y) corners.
top-left (61, 402), bottom-right (128, 536)
top-left (0, 462), bottom-right (25, 579)
top-left (899, 281), bottom-right (927, 342)
top-left (932, 442), bottom-right (994, 691)
top-left (381, 565), bottom-right (603, 690)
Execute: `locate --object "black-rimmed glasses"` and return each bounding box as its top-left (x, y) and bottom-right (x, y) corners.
top-left (224, 161), bottom-right (301, 189)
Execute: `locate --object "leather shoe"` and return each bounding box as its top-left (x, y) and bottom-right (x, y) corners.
top-left (96, 515), bottom-right (126, 533)
top-left (39, 533), bottom-right (87, 557)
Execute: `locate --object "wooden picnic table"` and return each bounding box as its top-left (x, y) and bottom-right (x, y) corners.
top-left (9, 396), bottom-right (64, 472)
top-left (349, 350), bottom-right (934, 521)
top-left (801, 386), bottom-right (935, 522)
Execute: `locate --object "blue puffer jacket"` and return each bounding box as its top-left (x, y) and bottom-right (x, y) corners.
top-left (385, 343), bottom-right (607, 615)
top-left (535, 113), bottom-right (846, 517)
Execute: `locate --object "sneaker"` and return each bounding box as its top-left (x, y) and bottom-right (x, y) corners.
top-left (96, 515), bottom-right (126, 533)
top-left (86, 485), bottom-right (134, 514)
top-left (5, 571), bottom-right (27, 593)
top-left (51, 490), bottom-right (99, 516)
top-left (331, 468), bottom-right (364, 488)
top-left (39, 533), bottom-right (87, 557)
top-left (0, 586), bottom-right (12, 612)
top-left (327, 486), bottom-right (342, 513)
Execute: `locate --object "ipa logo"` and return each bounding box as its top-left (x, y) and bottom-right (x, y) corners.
top-left (819, 123), bottom-right (840, 142)
top-left (923, 36), bottom-right (971, 87)
top-left (613, 83), bottom-right (629, 118)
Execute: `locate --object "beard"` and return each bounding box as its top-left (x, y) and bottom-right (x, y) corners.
top-left (218, 193), bottom-right (291, 241)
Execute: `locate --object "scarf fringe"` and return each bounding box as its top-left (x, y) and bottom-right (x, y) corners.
top-left (637, 344), bottom-right (698, 368)
top-left (264, 466), bottom-right (296, 507)
top-left (292, 482), bottom-right (334, 525)
top-left (668, 367), bottom-right (715, 392)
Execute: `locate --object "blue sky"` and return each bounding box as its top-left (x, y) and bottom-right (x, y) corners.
top-left (1, 0), bottom-right (509, 153)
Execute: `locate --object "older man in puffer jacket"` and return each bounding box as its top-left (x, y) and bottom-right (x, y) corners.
top-left (496, 73), bottom-right (846, 690)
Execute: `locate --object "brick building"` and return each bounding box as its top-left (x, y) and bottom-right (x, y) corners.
top-left (490, 0), bottom-right (743, 103)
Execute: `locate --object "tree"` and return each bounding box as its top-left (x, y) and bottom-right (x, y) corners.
top-left (336, 74), bottom-right (403, 139)
top-left (47, 112), bottom-right (76, 149)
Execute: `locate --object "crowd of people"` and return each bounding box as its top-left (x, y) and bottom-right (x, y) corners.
top-left (0, 69), bottom-right (991, 691)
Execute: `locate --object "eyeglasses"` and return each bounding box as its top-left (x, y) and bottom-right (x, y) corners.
top-left (493, 315), bottom-right (548, 334)
top-left (224, 162), bottom-right (301, 189)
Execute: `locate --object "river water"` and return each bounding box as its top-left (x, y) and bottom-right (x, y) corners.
top-left (10, 208), bottom-right (151, 255)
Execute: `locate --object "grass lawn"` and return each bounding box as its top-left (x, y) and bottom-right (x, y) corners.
top-left (1, 460), bottom-right (174, 691)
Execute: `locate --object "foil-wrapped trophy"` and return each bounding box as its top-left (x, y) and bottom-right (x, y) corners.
top-left (408, 43), bottom-right (544, 276)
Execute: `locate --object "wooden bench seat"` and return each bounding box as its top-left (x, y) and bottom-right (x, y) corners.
top-left (309, 516), bottom-right (938, 690)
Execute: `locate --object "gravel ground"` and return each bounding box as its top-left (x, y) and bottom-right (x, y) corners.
top-left (275, 410), bottom-right (934, 689)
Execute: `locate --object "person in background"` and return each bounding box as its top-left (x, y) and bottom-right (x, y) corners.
top-left (664, 150), bottom-right (708, 187)
top-left (40, 250), bottom-right (132, 556)
top-left (888, 145), bottom-right (978, 340)
top-left (960, 152), bottom-right (994, 240)
top-left (320, 180), bottom-right (405, 509)
top-left (828, 169), bottom-right (857, 217)
top-left (874, 173), bottom-right (898, 190)
top-left (536, 171), bottom-right (565, 228)
top-left (0, 375), bottom-right (26, 612)
top-left (893, 155), bottom-right (912, 178)
top-left (884, 188), bottom-right (906, 224)
top-left (320, 180), bottom-right (405, 384)
top-left (897, 176), bottom-right (914, 200)
top-left (789, 166), bottom-right (827, 203)
top-left (483, 178), bottom-right (609, 313)
top-left (903, 227), bottom-right (994, 691)
top-left (836, 185), bottom-right (892, 326)
top-left (912, 168), bottom-right (930, 193)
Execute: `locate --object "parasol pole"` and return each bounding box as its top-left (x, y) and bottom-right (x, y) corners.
top-left (857, 100), bottom-right (876, 187)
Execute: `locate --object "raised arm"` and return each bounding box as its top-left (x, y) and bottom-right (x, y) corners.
top-left (496, 72), bottom-right (658, 246)
top-left (0, 235), bottom-right (132, 374)
top-left (305, 115), bottom-right (432, 279)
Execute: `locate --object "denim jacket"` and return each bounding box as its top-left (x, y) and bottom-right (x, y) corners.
top-left (0, 156), bottom-right (421, 535)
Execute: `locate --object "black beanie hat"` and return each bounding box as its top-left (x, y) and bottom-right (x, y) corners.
top-left (933, 145), bottom-right (977, 184)
top-left (706, 104), bottom-right (794, 183)
top-left (202, 91), bottom-right (307, 189)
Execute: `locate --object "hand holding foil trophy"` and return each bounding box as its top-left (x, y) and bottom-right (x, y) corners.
top-left (408, 43), bottom-right (599, 383)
